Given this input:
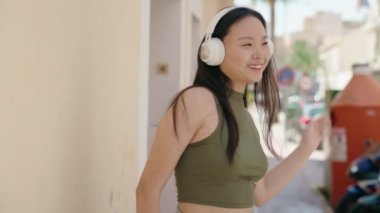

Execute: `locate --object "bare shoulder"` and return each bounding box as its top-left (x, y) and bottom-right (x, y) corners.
top-left (181, 86), bottom-right (215, 101)
top-left (172, 86), bottom-right (218, 127)
top-left (180, 87), bottom-right (217, 113)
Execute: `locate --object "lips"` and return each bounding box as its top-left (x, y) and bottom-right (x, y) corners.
top-left (248, 63), bottom-right (263, 70)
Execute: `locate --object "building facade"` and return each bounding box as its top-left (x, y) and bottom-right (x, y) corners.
top-left (0, 0), bottom-right (233, 213)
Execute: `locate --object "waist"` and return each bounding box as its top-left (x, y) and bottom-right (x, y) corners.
top-left (176, 179), bottom-right (255, 208)
top-left (178, 202), bottom-right (253, 213)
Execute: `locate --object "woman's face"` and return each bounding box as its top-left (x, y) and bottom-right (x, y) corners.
top-left (220, 15), bottom-right (271, 92)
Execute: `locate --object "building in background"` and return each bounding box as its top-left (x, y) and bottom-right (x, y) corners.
top-left (364, 0), bottom-right (380, 82)
top-left (319, 0), bottom-right (380, 91)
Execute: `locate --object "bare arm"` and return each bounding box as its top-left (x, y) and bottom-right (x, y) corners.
top-left (136, 88), bottom-right (216, 213)
top-left (254, 116), bottom-right (328, 206)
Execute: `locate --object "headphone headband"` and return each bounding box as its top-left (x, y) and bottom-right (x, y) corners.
top-left (204, 7), bottom-right (238, 41)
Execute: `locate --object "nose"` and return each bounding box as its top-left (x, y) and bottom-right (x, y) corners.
top-left (251, 46), bottom-right (265, 59)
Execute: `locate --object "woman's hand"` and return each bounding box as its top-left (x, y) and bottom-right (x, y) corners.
top-left (254, 114), bottom-right (330, 206)
top-left (300, 115), bottom-right (330, 151)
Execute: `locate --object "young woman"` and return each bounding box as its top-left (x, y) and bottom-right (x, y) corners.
top-left (136, 6), bottom-right (327, 213)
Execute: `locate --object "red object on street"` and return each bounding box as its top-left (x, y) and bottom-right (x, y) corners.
top-left (330, 64), bottom-right (380, 207)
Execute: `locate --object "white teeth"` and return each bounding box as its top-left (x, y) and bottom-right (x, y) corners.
top-left (248, 64), bottom-right (262, 69)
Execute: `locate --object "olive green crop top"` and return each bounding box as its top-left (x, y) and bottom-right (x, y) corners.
top-left (175, 89), bottom-right (268, 208)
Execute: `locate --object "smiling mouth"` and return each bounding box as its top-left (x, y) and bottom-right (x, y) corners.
top-left (248, 63), bottom-right (263, 70)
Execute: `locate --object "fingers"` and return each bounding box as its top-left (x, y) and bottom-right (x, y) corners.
top-left (305, 114), bottom-right (330, 137)
top-left (313, 114), bottom-right (331, 136)
top-left (312, 114), bottom-right (330, 126)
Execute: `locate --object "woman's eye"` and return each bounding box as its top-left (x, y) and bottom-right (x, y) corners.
top-left (263, 41), bottom-right (268, 46)
top-left (242, 43), bottom-right (252, 46)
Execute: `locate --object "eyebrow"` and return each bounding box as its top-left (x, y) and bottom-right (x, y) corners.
top-left (238, 35), bottom-right (268, 40)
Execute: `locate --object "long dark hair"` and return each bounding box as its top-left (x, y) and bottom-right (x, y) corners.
top-left (170, 7), bottom-right (281, 163)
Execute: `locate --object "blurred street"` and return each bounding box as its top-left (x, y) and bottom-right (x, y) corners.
top-left (250, 110), bottom-right (333, 213)
top-left (256, 155), bottom-right (333, 213)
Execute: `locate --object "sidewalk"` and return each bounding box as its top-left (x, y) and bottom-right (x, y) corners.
top-left (255, 156), bottom-right (333, 213)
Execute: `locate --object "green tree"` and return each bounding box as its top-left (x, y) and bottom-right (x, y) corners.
top-left (287, 41), bottom-right (321, 74)
top-left (251, 0), bottom-right (293, 40)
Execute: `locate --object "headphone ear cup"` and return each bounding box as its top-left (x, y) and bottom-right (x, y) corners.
top-left (200, 38), bottom-right (225, 66)
top-left (268, 39), bottom-right (274, 57)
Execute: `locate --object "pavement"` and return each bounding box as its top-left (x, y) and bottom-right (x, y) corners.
top-left (255, 156), bottom-right (333, 213)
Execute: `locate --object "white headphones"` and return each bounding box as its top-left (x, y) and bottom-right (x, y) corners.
top-left (200, 6), bottom-right (274, 66)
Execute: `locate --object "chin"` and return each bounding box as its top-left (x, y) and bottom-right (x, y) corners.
top-left (249, 76), bottom-right (263, 83)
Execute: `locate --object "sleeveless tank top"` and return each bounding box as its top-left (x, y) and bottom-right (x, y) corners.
top-left (175, 89), bottom-right (268, 208)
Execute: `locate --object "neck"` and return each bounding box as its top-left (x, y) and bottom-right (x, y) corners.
top-left (227, 86), bottom-right (245, 106)
top-left (230, 82), bottom-right (247, 93)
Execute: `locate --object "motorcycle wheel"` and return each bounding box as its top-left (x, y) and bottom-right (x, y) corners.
top-left (348, 203), bottom-right (372, 213)
top-left (336, 193), bottom-right (360, 213)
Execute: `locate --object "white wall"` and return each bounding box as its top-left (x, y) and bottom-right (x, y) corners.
top-left (190, 14), bottom-right (202, 80)
top-left (320, 27), bottom-right (377, 90)
top-left (319, 46), bottom-right (351, 90)
top-left (0, 1), bottom-right (87, 212)
top-left (180, 0), bottom-right (203, 88)
top-left (149, 0), bottom-right (181, 146)
top-left (0, 0), bottom-right (149, 212)
top-left (340, 28), bottom-right (376, 72)
top-left (149, 0), bottom-right (182, 212)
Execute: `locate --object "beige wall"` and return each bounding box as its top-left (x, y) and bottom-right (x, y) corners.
top-left (0, 0), bottom-right (149, 212)
top-left (202, 0), bottom-right (234, 34)
top-left (179, 0), bottom-right (234, 88)
top-left (149, 0), bottom-right (182, 212)
top-left (320, 27), bottom-right (377, 90)
top-left (340, 28), bottom-right (376, 72)
top-left (179, 0), bottom-right (203, 88)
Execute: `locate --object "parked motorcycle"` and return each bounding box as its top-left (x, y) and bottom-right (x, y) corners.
top-left (348, 191), bottom-right (380, 213)
top-left (335, 140), bottom-right (380, 213)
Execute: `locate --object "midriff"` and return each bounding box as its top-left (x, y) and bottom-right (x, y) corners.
top-left (178, 202), bottom-right (254, 213)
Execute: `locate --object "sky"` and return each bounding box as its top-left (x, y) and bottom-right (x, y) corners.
top-left (234, 0), bottom-right (369, 36)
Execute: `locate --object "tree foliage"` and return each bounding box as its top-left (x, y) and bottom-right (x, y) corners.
top-left (287, 41), bottom-right (321, 74)
top-left (251, 0), bottom-right (293, 39)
